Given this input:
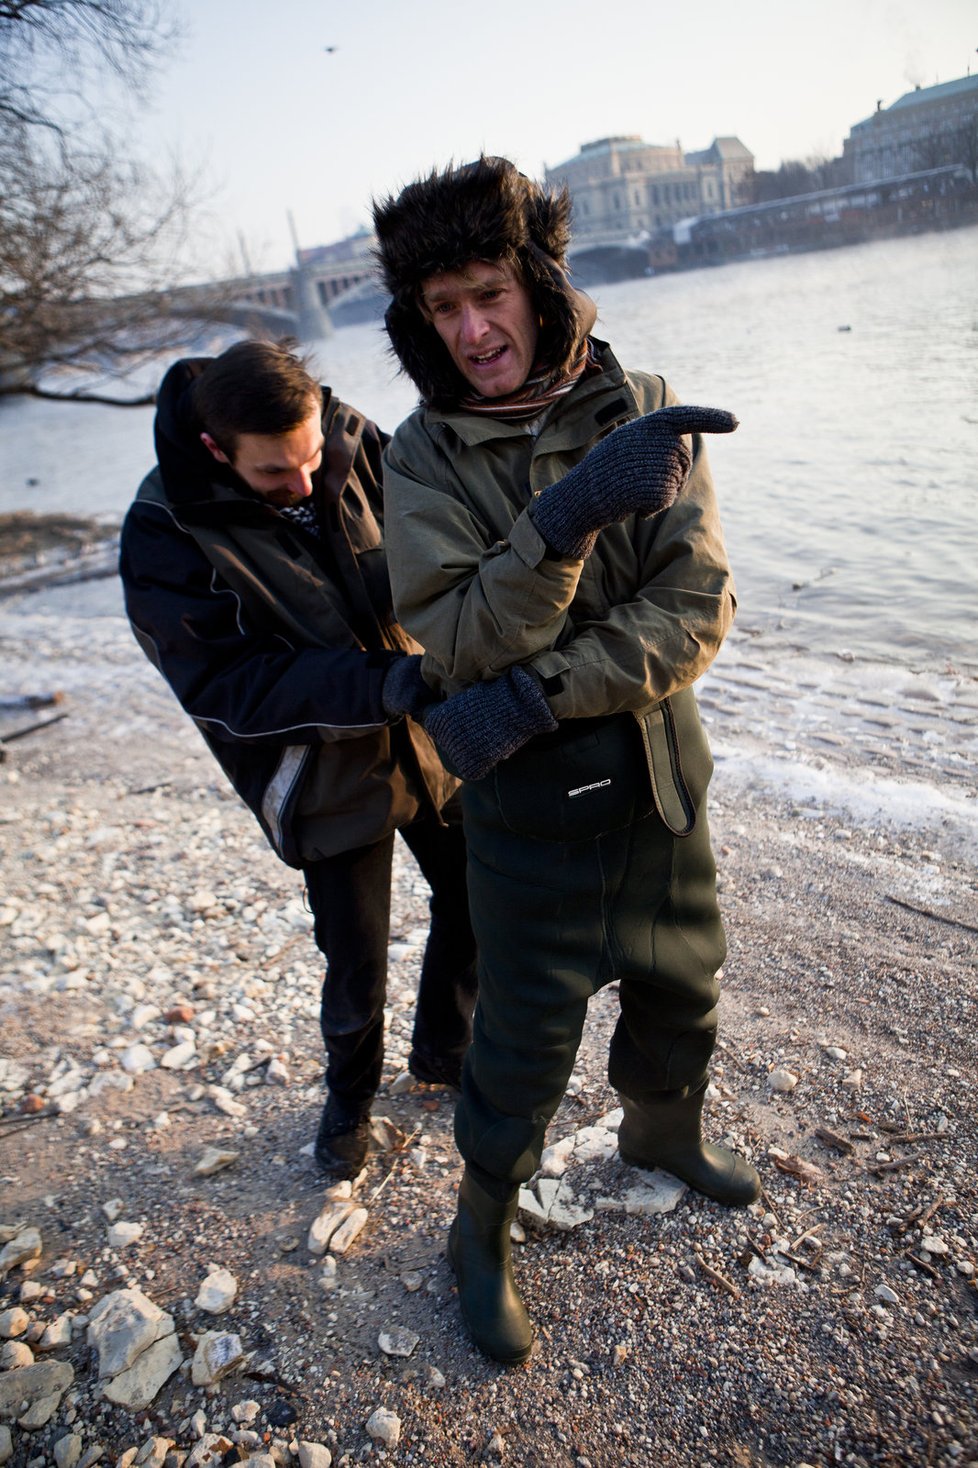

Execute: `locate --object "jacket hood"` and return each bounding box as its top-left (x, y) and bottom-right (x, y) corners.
top-left (153, 357), bottom-right (237, 506)
top-left (372, 155), bottom-right (592, 409)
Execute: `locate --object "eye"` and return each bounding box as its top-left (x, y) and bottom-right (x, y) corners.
top-left (432, 300), bottom-right (455, 316)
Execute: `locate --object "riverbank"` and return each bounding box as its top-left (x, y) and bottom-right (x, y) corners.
top-left (0, 537), bottom-right (976, 1468)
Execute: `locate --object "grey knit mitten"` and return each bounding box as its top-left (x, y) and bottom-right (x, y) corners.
top-left (381, 654), bottom-right (435, 721)
top-left (530, 404), bottom-right (739, 559)
top-left (423, 666), bottom-right (558, 782)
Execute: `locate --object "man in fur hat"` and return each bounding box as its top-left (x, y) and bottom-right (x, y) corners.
top-left (372, 156), bottom-right (759, 1364)
top-left (120, 339), bottom-right (477, 1181)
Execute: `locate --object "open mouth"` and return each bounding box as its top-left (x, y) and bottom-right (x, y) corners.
top-left (470, 346), bottom-right (506, 366)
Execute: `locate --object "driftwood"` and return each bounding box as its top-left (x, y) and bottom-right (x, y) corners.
top-left (885, 894), bottom-right (978, 936)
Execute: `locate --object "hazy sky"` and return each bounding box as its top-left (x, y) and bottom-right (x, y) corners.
top-left (132, 0), bottom-right (975, 276)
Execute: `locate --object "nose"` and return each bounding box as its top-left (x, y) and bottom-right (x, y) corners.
top-left (288, 465), bottom-right (314, 498)
top-left (459, 303), bottom-right (490, 345)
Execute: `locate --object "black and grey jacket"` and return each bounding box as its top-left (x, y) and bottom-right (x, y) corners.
top-left (119, 357), bottom-right (456, 867)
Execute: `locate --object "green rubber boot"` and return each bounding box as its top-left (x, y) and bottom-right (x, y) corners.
top-left (447, 1169), bottom-right (534, 1365)
top-left (618, 1079), bottom-right (761, 1206)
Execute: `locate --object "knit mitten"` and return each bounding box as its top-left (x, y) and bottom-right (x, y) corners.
top-left (382, 654), bottom-right (435, 721)
top-left (423, 666), bottom-right (558, 782)
top-left (530, 404), bottom-right (739, 559)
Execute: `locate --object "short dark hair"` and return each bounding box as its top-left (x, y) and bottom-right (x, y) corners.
top-left (192, 340), bottom-right (322, 454)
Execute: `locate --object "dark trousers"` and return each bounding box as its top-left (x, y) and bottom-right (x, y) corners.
top-left (454, 717), bottom-right (725, 1190)
top-left (303, 803), bottom-right (477, 1114)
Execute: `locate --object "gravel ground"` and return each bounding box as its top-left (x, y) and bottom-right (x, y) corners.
top-left (0, 520), bottom-right (976, 1468)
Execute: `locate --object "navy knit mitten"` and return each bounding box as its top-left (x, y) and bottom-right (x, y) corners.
top-left (423, 666), bottom-right (558, 782)
top-left (531, 404), bottom-right (739, 559)
top-left (381, 654), bottom-right (435, 721)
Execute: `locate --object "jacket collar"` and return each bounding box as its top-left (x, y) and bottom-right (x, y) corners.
top-left (419, 338), bottom-right (637, 448)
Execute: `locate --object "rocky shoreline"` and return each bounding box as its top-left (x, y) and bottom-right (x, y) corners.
top-left (0, 521), bottom-right (976, 1467)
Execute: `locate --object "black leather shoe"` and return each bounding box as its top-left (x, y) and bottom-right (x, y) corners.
top-left (618, 1080), bottom-right (761, 1207)
top-left (408, 1047), bottom-right (463, 1091)
top-left (314, 1097), bottom-right (370, 1180)
top-left (447, 1169), bottom-right (533, 1365)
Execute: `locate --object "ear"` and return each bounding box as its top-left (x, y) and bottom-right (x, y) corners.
top-left (200, 431), bottom-right (231, 466)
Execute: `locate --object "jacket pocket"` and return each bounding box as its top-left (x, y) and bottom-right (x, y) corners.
top-left (490, 714), bottom-right (654, 844)
top-left (637, 692), bottom-right (712, 837)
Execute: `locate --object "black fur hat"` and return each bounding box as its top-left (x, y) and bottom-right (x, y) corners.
top-left (372, 156), bottom-right (590, 408)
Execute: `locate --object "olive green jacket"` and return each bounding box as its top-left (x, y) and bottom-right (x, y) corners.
top-left (383, 341), bottom-right (735, 834)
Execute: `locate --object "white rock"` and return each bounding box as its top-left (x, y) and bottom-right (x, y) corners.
top-left (319, 1258), bottom-right (339, 1291)
top-left (823, 1046), bottom-right (848, 1061)
top-left (0, 1359), bottom-right (74, 1426)
top-left (88, 1072), bottom-right (134, 1098)
top-left (195, 1268), bottom-right (237, 1314)
top-left (328, 1207), bottom-right (369, 1255)
top-left (0, 1340), bottom-right (34, 1369)
top-left (120, 1045), bottom-right (156, 1075)
top-left (130, 1005), bottom-right (162, 1030)
top-left (769, 1068), bottom-right (799, 1093)
top-left (264, 1056), bottom-right (289, 1086)
top-left (185, 1436), bottom-right (236, 1467)
top-left (159, 1041), bottom-right (196, 1071)
top-left (307, 1202), bottom-right (356, 1257)
top-left (107, 1221), bottom-right (143, 1249)
top-left (365, 1408), bottom-right (401, 1447)
top-left (207, 1086), bottom-right (247, 1118)
top-left (378, 1327), bottom-right (419, 1358)
top-left (193, 1147), bottom-right (240, 1177)
top-left (0, 1426), bottom-right (11, 1465)
top-left (0, 1307), bottom-right (28, 1338)
top-left (0, 1226), bottom-right (42, 1276)
top-left (87, 1288), bottom-right (181, 1410)
top-left (842, 1069), bottom-right (864, 1089)
top-left (102, 1199), bottom-right (124, 1222)
top-left (230, 1400), bottom-right (260, 1424)
top-left (921, 1234), bottom-right (949, 1256)
top-left (748, 1254), bottom-right (801, 1288)
top-left (190, 1330), bottom-right (245, 1386)
top-left (53, 1432), bottom-right (83, 1468)
top-left (875, 1283), bottom-right (900, 1305)
top-left (297, 1443), bottom-right (333, 1468)
top-left (39, 1312), bottom-right (74, 1349)
top-left (518, 1177), bottom-right (594, 1230)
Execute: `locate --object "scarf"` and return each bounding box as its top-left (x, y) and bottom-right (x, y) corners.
top-left (458, 337), bottom-right (600, 423)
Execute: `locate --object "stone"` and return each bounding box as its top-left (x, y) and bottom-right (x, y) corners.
top-left (297, 1444), bottom-right (333, 1468)
top-left (120, 1045), bottom-right (156, 1075)
top-left (0, 1227), bottom-right (42, 1276)
top-left (327, 1207), bottom-right (369, 1255)
top-left (518, 1177), bottom-right (594, 1230)
top-left (39, 1312), bottom-right (74, 1349)
top-left (378, 1327), bottom-right (419, 1358)
top-left (921, 1234), bottom-right (949, 1256)
top-left (769, 1068), bottom-right (799, 1093)
top-left (0, 1426), bottom-right (11, 1464)
top-left (194, 1268), bottom-right (237, 1315)
top-left (134, 1438), bottom-right (173, 1467)
top-left (185, 1437), bottom-right (235, 1467)
top-left (53, 1433), bottom-right (83, 1468)
top-left (0, 1359), bottom-right (74, 1425)
top-left (748, 1254), bottom-right (802, 1288)
top-left (230, 1401), bottom-right (260, 1425)
top-left (107, 1222), bottom-right (143, 1249)
top-left (0, 1341), bottom-right (34, 1369)
top-left (190, 1331), bottom-right (245, 1386)
top-left (307, 1202), bottom-right (355, 1257)
top-left (0, 1308), bottom-right (28, 1338)
top-left (875, 1284), bottom-right (900, 1305)
top-left (365, 1408), bottom-right (401, 1447)
top-left (159, 1041), bottom-right (196, 1071)
top-left (87, 1288), bottom-right (181, 1408)
top-left (192, 1148), bottom-right (239, 1177)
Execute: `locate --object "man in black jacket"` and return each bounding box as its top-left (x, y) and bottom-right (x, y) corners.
top-left (119, 339), bottom-right (477, 1180)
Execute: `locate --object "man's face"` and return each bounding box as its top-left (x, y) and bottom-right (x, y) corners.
top-left (421, 259), bottom-right (539, 399)
top-left (201, 404), bottom-right (324, 508)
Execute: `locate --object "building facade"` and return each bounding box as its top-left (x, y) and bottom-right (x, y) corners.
top-left (544, 134), bottom-right (755, 245)
top-left (844, 75), bottom-right (978, 184)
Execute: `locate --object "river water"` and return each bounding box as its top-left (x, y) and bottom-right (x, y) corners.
top-left (1, 226), bottom-right (976, 673)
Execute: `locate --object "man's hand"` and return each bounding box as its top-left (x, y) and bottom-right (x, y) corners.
top-left (530, 404), bottom-right (739, 559)
top-left (423, 666), bottom-right (558, 782)
top-left (381, 654), bottom-right (436, 721)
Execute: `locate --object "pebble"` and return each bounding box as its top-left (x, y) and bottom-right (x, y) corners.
top-left (194, 1267), bottom-right (238, 1314)
top-left (192, 1147), bottom-right (240, 1177)
top-left (378, 1326), bottom-right (419, 1358)
top-left (365, 1408), bottom-right (401, 1448)
top-left (107, 1221), bottom-right (143, 1248)
top-left (0, 1307), bottom-right (28, 1338)
top-left (53, 1434), bottom-right (83, 1468)
top-left (769, 1068), bottom-right (799, 1093)
top-left (327, 1207), bottom-right (369, 1255)
top-left (190, 1330), bottom-right (245, 1386)
top-left (875, 1283), bottom-right (900, 1305)
top-left (0, 1226), bottom-right (42, 1275)
top-left (297, 1444), bottom-right (333, 1468)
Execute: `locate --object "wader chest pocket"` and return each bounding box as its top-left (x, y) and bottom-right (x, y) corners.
top-left (491, 714), bottom-right (653, 843)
